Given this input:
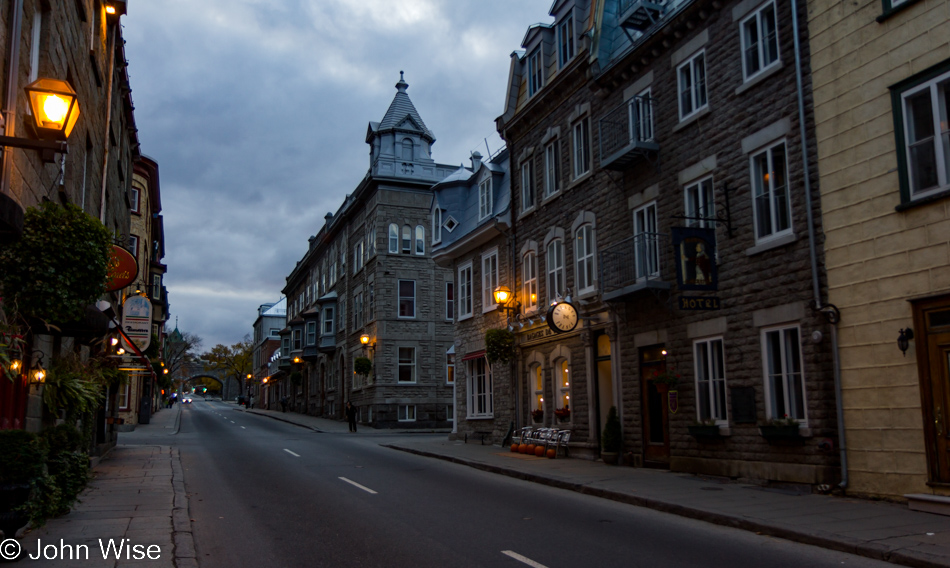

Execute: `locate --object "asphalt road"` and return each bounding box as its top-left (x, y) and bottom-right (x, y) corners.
top-left (172, 400), bottom-right (891, 568)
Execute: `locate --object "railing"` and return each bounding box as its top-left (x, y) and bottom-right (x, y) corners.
top-left (599, 232), bottom-right (669, 298)
top-left (598, 95), bottom-right (657, 170)
top-left (618, 0), bottom-right (667, 32)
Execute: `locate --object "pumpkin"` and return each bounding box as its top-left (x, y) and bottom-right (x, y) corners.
top-left (511, 443), bottom-right (519, 452)
top-left (535, 445), bottom-right (545, 457)
top-left (518, 444), bottom-right (527, 453)
top-left (526, 444), bottom-right (536, 454)
top-left (546, 448), bottom-right (556, 459)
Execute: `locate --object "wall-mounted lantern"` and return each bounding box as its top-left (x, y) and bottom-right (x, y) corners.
top-left (898, 328), bottom-right (914, 357)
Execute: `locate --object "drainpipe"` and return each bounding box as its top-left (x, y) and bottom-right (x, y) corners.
top-left (1, 0), bottom-right (24, 197)
top-left (98, 20), bottom-right (117, 224)
top-left (790, 0), bottom-right (847, 490)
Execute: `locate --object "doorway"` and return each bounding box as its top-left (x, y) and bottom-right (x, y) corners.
top-left (640, 345), bottom-right (669, 466)
top-left (913, 296), bottom-right (950, 484)
top-left (594, 331), bottom-right (614, 444)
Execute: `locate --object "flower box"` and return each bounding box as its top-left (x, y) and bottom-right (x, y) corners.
top-left (759, 424), bottom-right (802, 442)
top-left (554, 409), bottom-right (571, 422)
top-left (687, 424), bottom-right (722, 438)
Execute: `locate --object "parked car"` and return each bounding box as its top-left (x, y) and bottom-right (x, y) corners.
top-left (182, 396), bottom-right (192, 404)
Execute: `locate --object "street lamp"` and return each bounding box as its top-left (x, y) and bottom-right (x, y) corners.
top-left (0, 78), bottom-right (80, 162)
top-left (493, 285), bottom-right (520, 316)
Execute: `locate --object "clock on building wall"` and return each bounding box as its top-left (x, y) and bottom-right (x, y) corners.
top-left (547, 301), bottom-right (579, 333)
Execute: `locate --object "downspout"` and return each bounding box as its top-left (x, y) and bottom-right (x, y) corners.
top-left (790, 0), bottom-right (847, 490)
top-left (98, 20), bottom-right (117, 224)
top-left (1, 0), bottom-right (24, 196)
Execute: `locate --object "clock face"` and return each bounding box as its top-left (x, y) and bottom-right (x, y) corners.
top-left (547, 302), bottom-right (578, 333)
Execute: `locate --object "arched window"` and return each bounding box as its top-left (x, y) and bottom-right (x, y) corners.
top-left (402, 138), bottom-right (414, 160)
top-left (533, 365), bottom-right (544, 417)
top-left (402, 225), bottom-right (411, 253)
top-left (546, 239), bottom-right (564, 301)
top-left (575, 223), bottom-right (596, 294)
top-left (557, 359), bottom-right (571, 412)
top-left (523, 251), bottom-right (538, 312)
top-left (388, 223), bottom-right (398, 253)
top-left (415, 225), bottom-right (425, 255)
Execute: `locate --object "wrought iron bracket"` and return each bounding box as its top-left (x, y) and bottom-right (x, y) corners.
top-left (670, 182), bottom-right (736, 238)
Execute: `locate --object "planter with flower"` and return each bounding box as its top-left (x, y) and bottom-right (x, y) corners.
top-left (554, 407), bottom-right (571, 422)
top-left (531, 409), bottom-right (544, 423)
top-left (651, 367), bottom-right (680, 394)
top-left (687, 418), bottom-right (722, 439)
top-left (759, 416), bottom-right (802, 442)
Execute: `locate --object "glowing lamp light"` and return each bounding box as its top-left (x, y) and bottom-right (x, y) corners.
top-left (263, 377), bottom-right (269, 384)
top-left (360, 334), bottom-right (370, 346)
top-left (163, 369), bottom-right (169, 375)
top-left (493, 286), bottom-right (512, 305)
top-left (25, 78), bottom-right (80, 141)
top-left (31, 367), bottom-right (46, 384)
top-left (116, 348), bottom-right (125, 355)
top-left (105, 4), bottom-right (116, 14)
top-left (246, 374), bottom-right (252, 380)
top-left (110, 337), bottom-right (119, 346)
top-left (293, 356), bottom-right (302, 364)
top-left (9, 359), bottom-right (22, 374)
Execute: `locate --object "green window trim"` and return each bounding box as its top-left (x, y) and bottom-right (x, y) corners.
top-left (876, 0), bottom-right (923, 23)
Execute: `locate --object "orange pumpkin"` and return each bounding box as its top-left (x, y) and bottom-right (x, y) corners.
top-left (535, 445), bottom-right (545, 457)
top-left (518, 444), bottom-right (527, 453)
top-left (546, 448), bottom-right (556, 459)
top-left (511, 443), bottom-right (519, 452)
top-left (526, 444), bottom-right (536, 454)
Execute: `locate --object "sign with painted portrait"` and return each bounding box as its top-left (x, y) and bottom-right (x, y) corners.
top-left (671, 227), bottom-right (717, 291)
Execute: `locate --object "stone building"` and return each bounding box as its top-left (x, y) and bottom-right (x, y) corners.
top-left (431, 149), bottom-right (513, 442)
top-left (280, 74), bottom-right (457, 428)
top-left (808, 0), bottom-right (950, 501)
top-left (0, 0), bottom-right (145, 442)
top-left (495, 0), bottom-right (840, 484)
top-left (251, 298), bottom-right (284, 407)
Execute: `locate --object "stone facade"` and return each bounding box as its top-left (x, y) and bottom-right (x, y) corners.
top-left (496, 0), bottom-right (840, 483)
top-left (808, 0), bottom-right (950, 498)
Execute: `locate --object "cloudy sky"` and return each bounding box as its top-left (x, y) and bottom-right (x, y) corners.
top-left (123, 0), bottom-right (552, 350)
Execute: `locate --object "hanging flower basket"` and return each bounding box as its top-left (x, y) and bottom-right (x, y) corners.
top-left (652, 366), bottom-right (680, 394)
top-left (554, 408), bottom-right (571, 422)
top-left (531, 409), bottom-right (543, 423)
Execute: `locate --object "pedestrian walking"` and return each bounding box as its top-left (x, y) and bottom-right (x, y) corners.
top-left (346, 401), bottom-right (358, 432)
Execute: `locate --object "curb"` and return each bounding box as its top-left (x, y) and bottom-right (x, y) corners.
top-left (171, 402), bottom-right (182, 435)
top-left (169, 446), bottom-right (197, 568)
top-left (382, 444), bottom-right (949, 568)
top-left (235, 407), bottom-right (323, 432)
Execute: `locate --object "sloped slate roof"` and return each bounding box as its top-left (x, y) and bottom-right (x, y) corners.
top-left (377, 73), bottom-right (435, 141)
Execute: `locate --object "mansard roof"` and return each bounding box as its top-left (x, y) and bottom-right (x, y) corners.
top-left (376, 72), bottom-right (434, 142)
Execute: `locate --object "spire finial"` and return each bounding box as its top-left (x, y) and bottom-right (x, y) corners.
top-left (396, 71), bottom-right (408, 93)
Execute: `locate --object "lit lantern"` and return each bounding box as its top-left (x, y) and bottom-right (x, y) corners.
top-left (25, 78), bottom-right (80, 141)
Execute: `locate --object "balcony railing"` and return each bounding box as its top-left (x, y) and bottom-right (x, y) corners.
top-left (599, 95), bottom-right (659, 170)
top-left (599, 232), bottom-right (671, 301)
top-left (618, 0), bottom-right (666, 32)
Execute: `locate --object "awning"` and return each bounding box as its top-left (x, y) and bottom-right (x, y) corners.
top-left (461, 350), bottom-right (486, 362)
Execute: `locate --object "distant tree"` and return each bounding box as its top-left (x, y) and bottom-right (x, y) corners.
top-left (162, 328), bottom-right (202, 389)
top-left (202, 335), bottom-right (253, 392)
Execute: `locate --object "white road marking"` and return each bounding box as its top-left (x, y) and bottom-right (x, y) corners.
top-left (338, 477), bottom-right (377, 494)
top-left (501, 551), bottom-right (548, 568)
top-left (241, 426), bottom-right (246, 429)
top-left (283, 449), bottom-right (300, 457)
top-left (230, 421), bottom-right (235, 423)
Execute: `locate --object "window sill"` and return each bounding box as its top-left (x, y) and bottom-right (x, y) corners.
top-left (517, 207), bottom-right (536, 222)
top-left (397, 381), bottom-right (417, 386)
top-left (458, 313), bottom-right (473, 322)
top-left (567, 170), bottom-right (593, 190)
top-left (876, 0), bottom-right (924, 22)
top-left (895, 187), bottom-right (950, 212)
top-left (735, 61), bottom-right (784, 96)
top-left (466, 415), bottom-right (495, 420)
top-left (541, 190), bottom-right (563, 207)
top-left (672, 106), bottom-right (710, 133)
top-left (575, 288), bottom-right (598, 302)
top-left (745, 232), bottom-right (797, 256)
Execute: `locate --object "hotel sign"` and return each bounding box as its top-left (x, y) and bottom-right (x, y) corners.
top-left (678, 296), bottom-right (721, 311)
top-left (671, 227), bottom-right (717, 291)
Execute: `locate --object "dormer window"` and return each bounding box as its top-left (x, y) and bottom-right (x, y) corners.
top-left (528, 49), bottom-right (543, 97)
top-left (478, 178), bottom-right (493, 221)
top-left (402, 137), bottom-right (413, 160)
top-left (557, 15), bottom-right (574, 68)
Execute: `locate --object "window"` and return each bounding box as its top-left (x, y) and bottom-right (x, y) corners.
top-left (398, 280), bottom-right (415, 318)
top-left (479, 178), bottom-right (493, 220)
top-left (445, 281), bottom-right (454, 321)
top-left (467, 357), bottom-right (493, 418)
top-left (354, 292), bottom-right (363, 329)
top-left (895, 67), bottom-right (950, 201)
top-left (751, 141), bottom-right (791, 241)
top-left (523, 251), bottom-right (538, 312)
top-left (762, 326), bottom-right (806, 421)
top-left (630, 89), bottom-right (654, 143)
top-left (458, 263), bottom-right (473, 319)
top-left (401, 138), bottom-right (413, 161)
top-left (433, 207), bottom-right (442, 244)
top-left (322, 306), bottom-right (335, 335)
top-left (572, 117), bottom-right (591, 179)
top-left (293, 329), bottom-right (302, 350)
top-left (130, 187), bottom-right (140, 214)
top-left (633, 202), bottom-right (659, 279)
top-left (685, 177), bottom-right (715, 229)
top-left (740, 1), bottom-right (779, 81)
top-left (353, 239), bottom-right (364, 273)
top-left (398, 347), bottom-right (416, 383)
top-left (388, 223), bottom-right (399, 253)
top-left (557, 360), bottom-right (571, 411)
top-left (446, 350), bottom-right (455, 384)
top-left (398, 404), bottom-right (416, 421)
top-left (29, 10), bottom-right (41, 84)
top-left (528, 49), bottom-right (543, 97)
top-left (574, 224), bottom-right (595, 294)
top-left (532, 365), bottom-right (544, 414)
top-left (482, 250), bottom-right (499, 311)
top-left (128, 235), bottom-right (139, 259)
top-left (152, 274), bottom-right (162, 299)
top-left (401, 225), bottom-right (411, 253)
top-left (118, 383), bottom-right (130, 410)
top-left (544, 139), bottom-right (560, 197)
top-left (546, 239), bottom-right (565, 301)
top-left (338, 297), bottom-right (346, 332)
top-left (444, 216), bottom-right (459, 232)
top-left (415, 225), bottom-right (425, 255)
top-left (306, 322), bottom-right (316, 346)
top-left (557, 15), bottom-right (574, 68)
top-left (269, 328), bottom-right (280, 338)
top-left (368, 283), bottom-right (375, 321)
top-left (521, 160), bottom-right (535, 212)
top-left (694, 338), bottom-right (727, 422)
top-left (446, 404), bottom-right (454, 422)
top-left (678, 50), bottom-right (708, 120)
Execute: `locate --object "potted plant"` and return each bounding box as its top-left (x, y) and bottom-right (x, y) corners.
top-left (759, 415), bottom-right (802, 442)
top-left (688, 418), bottom-right (722, 439)
top-left (651, 366), bottom-right (680, 394)
top-left (530, 409), bottom-right (544, 423)
top-left (354, 356), bottom-right (372, 379)
top-left (554, 407), bottom-right (571, 422)
top-left (601, 406), bottom-right (622, 465)
top-left (485, 328), bottom-right (515, 366)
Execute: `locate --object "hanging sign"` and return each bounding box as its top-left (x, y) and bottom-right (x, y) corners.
top-left (668, 390), bottom-right (679, 414)
top-left (121, 295), bottom-right (151, 351)
top-left (678, 296), bottom-right (721, 311)
top-left (672, 227), bottom-right (717, 291)
top-left (105, 245), bottom-right (138, 292)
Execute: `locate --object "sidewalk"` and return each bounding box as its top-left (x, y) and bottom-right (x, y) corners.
top-left (243, 406), bottom-right (950, 568)
top-left (10, 404), bottom-right (197, 567)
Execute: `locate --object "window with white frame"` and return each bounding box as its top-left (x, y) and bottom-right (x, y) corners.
top-left (128, 234), bottom-right (138, 260)
top-left (544, 139), bottom-right (561, 197)
top-left (694, 338), bottom-right (727, 422)
top-left (532, 365), bottom-right (544, 414)
top-left (546, 239), bottom-right (565, 301)
top-left (415, 225), bottom-right (425, 255)
top-left (401, 225), bottom-right (411, 253)
top-left (685, 177), bottom-right (715, 229)
top-left (557, 359), bottom-right (571, 411)
top-left (398, 347), bottom-right (416, 383)
top-left (306, 321), bottom-right (316, 346)
top-left (152, 274), bottom-right (162, 299)
top-left (353, 239), bottom-right (364, 273)
top-left (521, 160), bottom-right (535, 212)
top-left (130, 186), bottom-right (140, 214)
top-left (523, 251), bottom-right (538, 312)
top-left (467, 357), bottom-right (493, 418)
top-left (574, 224), bottom-right (595, 294)
top-left (630, 88), bottom-right (654, 143)
top-left (895, 67), bottom-right (950, 202)
top-left (433, 207), bottom-right (442, 244)
top-left (678, 50), bottom-right (708, 121)
top-left (446, 349), bottom-right (455, 384)
top-left (557, 15), bottom-right (574, 68)
top-left (389, 223), bottom-right (399, 253)
top-left (633, 202), bottom-right (659, 280)
top-left (572, 116), bottom-right (591, 179)
top-left (751, 141), bottom-right (791, 241)
top-left (398, 404), bottom-right (416, 421)
top-left (458, 263), bottom-right (473, 319)
top-left (528, 49), bottom-right (543, 97)
top-left (338, 297), bottom-right (346, 331)
top-left (446, 404), bottom-right (454, 422)
top-left (398, 280), bottom-right (415, 318)
top-left (118, 383), bottom-right (130, 410)
top-left (445, 281), bottom-right (454, 321)
top-left (322, 306), bottom-right (334, 335)
top-left (368, 283), bottom-right (375, 322)
top-left (293, 329), bottom-right (302, 350)
top-left (353, 292), bottom-right (363, 329)
top-left (740, 1), bottom-right (779, 81)
top-left (482, 250), bottom-right (499, 311)
top-left (763, 325), bottom-right (806, 421)
top-left (479, 178), bottom-right (493, 220)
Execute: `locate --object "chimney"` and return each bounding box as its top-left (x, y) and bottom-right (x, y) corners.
top-left (471, 151), bottom-right (482, 172)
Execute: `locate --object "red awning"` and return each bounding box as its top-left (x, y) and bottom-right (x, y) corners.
top-left (461, 350), bottom-right (486, 362)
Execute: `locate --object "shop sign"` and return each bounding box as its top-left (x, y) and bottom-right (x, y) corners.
top-left (678, 296), bottom-right (721, 310)
top-left (668, 390), bottom-right (679, 414)
top-left (121, 295), bottom-right (151, 351)
top-left (672, 227), bottom-right (717, 291)
top-left (105, 245), bottom-right (138, 292)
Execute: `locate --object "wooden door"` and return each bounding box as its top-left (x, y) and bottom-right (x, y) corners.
top-left (914, 297), bottom-right (950, 484)
top-left (641, 346), bottom-right (669, 466)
